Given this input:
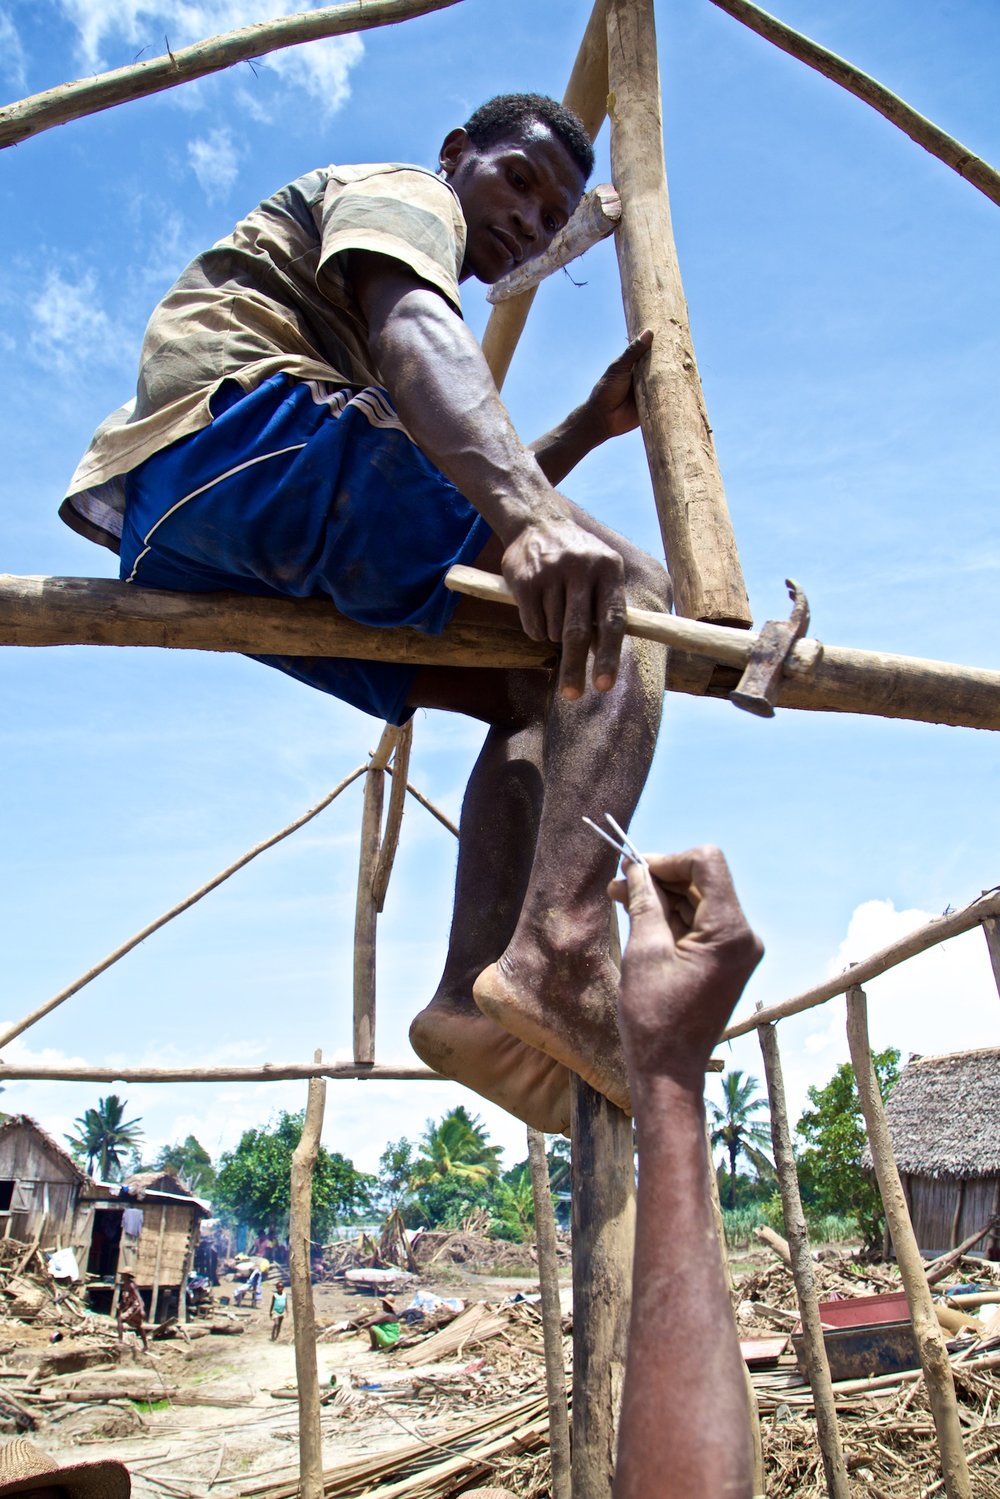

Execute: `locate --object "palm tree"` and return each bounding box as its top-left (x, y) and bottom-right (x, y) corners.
top-left (65, 1094), bottom-right (144, 1180)
top-left (708, 1070), bottom-right (774, 1209)
top-left (411, 1106), bottom-right (502, 1188)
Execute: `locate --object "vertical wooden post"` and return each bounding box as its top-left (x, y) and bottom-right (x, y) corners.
top-left (757, 1019), bottom-right (849, 1499)
top-left (527, 1126), bottom-right (571, 1499)
top-left (846, 987), bottom-right (971, 1499)
top-left (150, 1202), bottom-right (167, 1324)
top-left (352, 726), bottom-right (401, 1065)
top-left (290, 1049), bottom-right (327, 1499)
top-left (480, 0), bottom-right (609, 387)
top-left (607, 0), bottom-right (751, 628)
top-left (177, 1219), bottom-right (197, 1326)
top-left (704, 1121), bottom-right (765, 1495)
top-left (570, 1077), bottom-right (635, 1499)
top-left (982, 915), bottom-right (1000, 1000)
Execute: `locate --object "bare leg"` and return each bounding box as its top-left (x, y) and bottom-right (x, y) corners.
top-left (409, 669), bottom-right (575, 1133)
top-left (409, 518), bottom-right (670, 1120)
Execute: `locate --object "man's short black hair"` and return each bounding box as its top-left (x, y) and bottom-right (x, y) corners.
top-left (463, 93), bottom-right (594, 181)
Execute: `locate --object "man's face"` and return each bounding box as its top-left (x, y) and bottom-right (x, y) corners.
top-left (439, 121), bottom-right (586, 284)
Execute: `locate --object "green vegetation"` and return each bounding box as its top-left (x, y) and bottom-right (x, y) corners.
top-left (153, 1135), bottom-right (217, 1197)
top-left (708, 1070), bottom-right (775, 1208)
top-left (796, 1048), bottom-right (901, 1253)
top-left (65, 1094), bottom-right (144, 1180)
top-left (214, 1110), bottom-right (373, 1240)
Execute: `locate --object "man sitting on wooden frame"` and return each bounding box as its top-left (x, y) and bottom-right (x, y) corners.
top-left (60, 94), bottom-right (671, 1133)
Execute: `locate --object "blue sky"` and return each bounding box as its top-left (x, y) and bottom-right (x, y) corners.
top-left (1, 0), bottom-right (997, 1183)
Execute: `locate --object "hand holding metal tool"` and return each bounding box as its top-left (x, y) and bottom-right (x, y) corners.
top-left (582, 812), bottom-right (648, 869)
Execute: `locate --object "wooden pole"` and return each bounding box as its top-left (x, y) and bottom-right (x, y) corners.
top-left (707, 0), bottom-right (1000, 212)
top-left (757, 1018), bottom-right (849, 1499)
top-left (0, 0), bottom-right (463, 150)
top-left (177, 1218), bottom-right (198, 1327)
top-left (371, 722), bottom-right (413, 913)
top-left (982, 915), bottom-right (1000, 1000)
top-left (526, 1127), bottom-right (571, 1499)
top-left (0, 1061), bottom-right (439, 1083)
top-left (845, 986), bottom-right (971, 1499)
top-left (704, 1123), bottom-right (765, 1496)
top-left (723, 892), bottom-right (1000, 1041)
top-left (150, 1202), bottom-right (168, 1325)
top-left (353, 759), bottom-right (386, 1065)
top-left (290, 1052), bottom-right (327, 1499)
top-left (5, 572), bottom-right (1000, 730)
top-left (480, 0), bottom-right (609, 387)
top-left (570, 1076), bottom-right (635, 1499)
top-left (607, 0), bottom-right (751, 628)
top-left (0, 765), bottom-right (367, 1055)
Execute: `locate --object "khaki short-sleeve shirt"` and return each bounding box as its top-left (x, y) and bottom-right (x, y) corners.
top-left (61, 163), bottom-right (467, 552)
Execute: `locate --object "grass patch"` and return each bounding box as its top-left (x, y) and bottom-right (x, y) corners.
top-left (130, 1398), bottom-right (171, 1413)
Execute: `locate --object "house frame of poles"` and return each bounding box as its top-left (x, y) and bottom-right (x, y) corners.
top-left (1, 2), bottom-right (999, 1496)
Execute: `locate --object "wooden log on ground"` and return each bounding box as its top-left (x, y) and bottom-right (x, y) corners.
top-left (570, 1076), bottom-right (635, 1499)
top-left (290, 1053), bottom-right (327, 1499)
top-left (526, 1126), bottom-right (571, 1499)
top-left (707, 0), bottom-right (1000, 212)
top-left (480, 0), bottom-right (609, 387)
top-left (724, 892), bottom-right (1000, 1041)
top-left (607, 0), bottom-right (751, 627)
top-left (758, 1018), bottom-right (849, 1499)
top-left (925, 1218), bottom-right (999, 1286)
top-left (4, 573), bottom-right (1000, 730)
top-left (486, 185), bottom-right (620, 303)
top-left (755, 1224), bottom-right (792, 1265)
top-left (846, 985), bottom-right (971, 1499)
top-left (0, 764), bottom-right (367, 1055)
top-left (0, 1061), bottom-right (439, 1083)
top-left (0, 0), bottom-right (463, 150)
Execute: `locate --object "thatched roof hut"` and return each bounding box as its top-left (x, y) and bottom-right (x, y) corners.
top-left (0, 1114), bottom-right (90, 1245)
top-left (871, 1047), bottom-right (1000, 1257)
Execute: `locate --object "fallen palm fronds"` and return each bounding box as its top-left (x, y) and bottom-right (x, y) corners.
top-left (238, 1392), bottom-right (551, 1498)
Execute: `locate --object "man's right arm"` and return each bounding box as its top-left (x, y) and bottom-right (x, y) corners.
top-left (350, 251), bottom-right (627, 700)
top-left (610, 847), bottom-right (764, 1499)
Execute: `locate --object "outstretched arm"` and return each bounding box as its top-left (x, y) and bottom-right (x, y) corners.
top-left (609, 846), bottom-right (764, 1499)
top-left (530, 329), bottom-right (653, 486)
top-left (351, 251), bottom-right (627, 701)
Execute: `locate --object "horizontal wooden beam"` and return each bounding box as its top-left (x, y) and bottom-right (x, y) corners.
top-left (0, 0), bottom-right (463, 150)
top-left (0, 1061), bottom-right (443, 1083)
top-left (2, 574), bottom-right (999, 731)
top-left (722, 891), bottom-right (1000, 1041)
top-left (0, 574), bottom-right (553, 668)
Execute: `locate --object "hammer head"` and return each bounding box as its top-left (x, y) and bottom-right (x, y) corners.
top-left (730, 579), bottom-right (810, 718)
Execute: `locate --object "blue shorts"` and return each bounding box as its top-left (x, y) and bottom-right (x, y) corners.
top-left (120, 375), bottom-right (492, 723)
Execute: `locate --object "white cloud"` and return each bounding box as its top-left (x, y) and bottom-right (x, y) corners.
top-left (711, 896), bottom-right (999, 1135)
top-left (59, 0), bottom-right (364, 116)
top-left (29, 270), bottom-right (122, 377)
top-left (188, 125), bottom-right (241, 201)
top-left (0, 13), bottom-right (27, 91)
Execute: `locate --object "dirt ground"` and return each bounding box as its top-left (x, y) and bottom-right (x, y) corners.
top-left (11, 1264), bottom-right (563, 1497)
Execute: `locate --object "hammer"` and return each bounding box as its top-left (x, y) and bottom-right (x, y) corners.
top-left (729, 579), bottom-right (811, 719)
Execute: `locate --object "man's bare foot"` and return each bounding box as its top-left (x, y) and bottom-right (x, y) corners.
top-left (473, 949), bottom-right (632, 1115)
top-left (410, 1001), bottom-right (571, 1133)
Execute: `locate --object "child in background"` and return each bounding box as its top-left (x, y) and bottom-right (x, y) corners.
top-left (270, 1282), bottom-right (287, 1341)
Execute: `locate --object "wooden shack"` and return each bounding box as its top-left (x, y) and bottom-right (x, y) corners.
top-left (876, 1047), bottom-right (1000, 1259)
top-left (0, 1114), bottom-right (91, 1248)
top-left (88, 1170), bottom-right (209, 1321)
